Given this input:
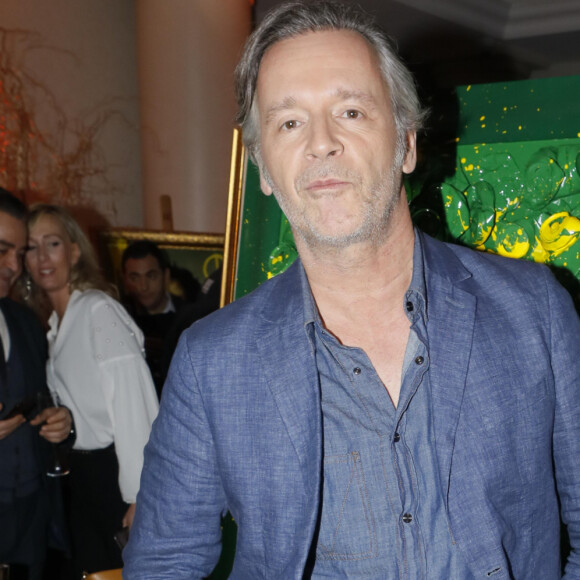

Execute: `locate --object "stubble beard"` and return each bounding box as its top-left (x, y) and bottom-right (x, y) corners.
top-left (262, 161), bottom-right (403, 252)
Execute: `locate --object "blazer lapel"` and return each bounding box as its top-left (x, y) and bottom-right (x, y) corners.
top-left (422, 235), bottom-right (476, 507)
top-left (424, 234), bottom-right (520, 578)
top-left (255, 262), bottom-right (322, 486)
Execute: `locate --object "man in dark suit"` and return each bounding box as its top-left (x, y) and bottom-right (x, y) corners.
top-left (0, 188), bottom-right (73, 580)
top-left (122, 243), bottom-right (222, 392)
top-left (121, 240), bottom-right (192, 397)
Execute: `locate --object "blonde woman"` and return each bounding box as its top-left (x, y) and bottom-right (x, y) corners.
top-left (24, 204), bottom-right (158, 576)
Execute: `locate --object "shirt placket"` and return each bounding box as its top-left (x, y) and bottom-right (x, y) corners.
top-left (391, 334), bottom-right (429, 579)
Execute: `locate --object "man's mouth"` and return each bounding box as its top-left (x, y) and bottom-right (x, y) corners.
top-left (306, 178), bottom-right (348, 191)
top-left (0, 268), bottom-right (15, 285)
top-left (304, 179), bottom-right (351, 199)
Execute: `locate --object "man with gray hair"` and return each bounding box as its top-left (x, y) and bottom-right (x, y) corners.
top-left (125, 2), bottom-right (580, 578)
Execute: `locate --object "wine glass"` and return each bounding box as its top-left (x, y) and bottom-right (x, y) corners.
top-left (36, 391), bottom-right (71, 478)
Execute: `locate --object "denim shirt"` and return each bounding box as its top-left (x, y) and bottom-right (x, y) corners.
top-left (303, 233), bottom-right (473, 579)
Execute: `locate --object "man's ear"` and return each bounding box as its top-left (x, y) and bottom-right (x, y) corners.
top-left (402, 131), bottom-right (417, 175)
top-left (259, 172), bottom-right (274, 196)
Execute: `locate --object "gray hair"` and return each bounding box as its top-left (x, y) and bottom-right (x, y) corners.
top-left (234, 0), bottom-right (426, 165)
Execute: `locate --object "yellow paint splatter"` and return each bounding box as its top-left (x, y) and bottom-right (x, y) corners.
top-left (539, 212), bottom-right (580, 256)
top-left (497, 237), bottom-right (529, 259)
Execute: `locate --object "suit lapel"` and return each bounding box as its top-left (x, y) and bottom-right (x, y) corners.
top-left (422, 235), bottom-right (476, 507)
top-left (420, 235), bottom-right (517, 578)
top-left (255, 262), bottom-right (322, 485)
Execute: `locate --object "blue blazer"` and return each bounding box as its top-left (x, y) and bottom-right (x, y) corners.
top-left (125, 232), bottom-right (580, 579)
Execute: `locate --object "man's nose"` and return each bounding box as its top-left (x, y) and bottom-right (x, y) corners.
top-left (7, 250), bottom-right (20, 273)
top-left (305, 116), bottom-right (344, 160)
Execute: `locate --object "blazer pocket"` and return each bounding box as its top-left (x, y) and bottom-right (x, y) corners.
top-left (316, 451), bottom-right (377, 561)
top-left (462, 377), bottom-right (553, 485)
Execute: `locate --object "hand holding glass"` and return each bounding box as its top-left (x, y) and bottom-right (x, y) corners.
top-left (33, 392), bottom-right (71, 477)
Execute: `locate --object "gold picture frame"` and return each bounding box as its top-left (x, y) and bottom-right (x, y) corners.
top-left (222, 128), bottom-right (246, 305)
top-left (99, 228), bottom-right (225, 302)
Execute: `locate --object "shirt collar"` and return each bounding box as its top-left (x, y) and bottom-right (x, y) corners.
top-left (406, 227), bottom-right (428, 323)
top-left (300, 261), bottom-right (318, 329)
top-left (162, 293), bottom-right (176, 314)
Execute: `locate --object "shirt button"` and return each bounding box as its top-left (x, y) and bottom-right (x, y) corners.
top-left (393, 433), bottom-right (401, 443)
top-left (406, 301), bottom-right (414, 312)
top-left (415, 356), bottom-right (424, 365)
top-left (402, 513), bottom-right (413, 524)
top-left (353, 367), bottom-right (361, 375)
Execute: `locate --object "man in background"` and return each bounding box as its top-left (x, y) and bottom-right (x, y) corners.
top-left (121, 240), bottom-right (188, 396)
top-left (0, 188), bottom-right (73, 580)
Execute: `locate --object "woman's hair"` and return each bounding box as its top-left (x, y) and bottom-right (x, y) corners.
top-left (234, 0), bottom-right (427, 166)
top-left (23, 204), bottom-right (116, 316)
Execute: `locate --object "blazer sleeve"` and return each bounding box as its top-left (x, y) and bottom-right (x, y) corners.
top-left (547, 270), bottom-right (580, 578)
top-left (123, 333), bottom-right (227, 579)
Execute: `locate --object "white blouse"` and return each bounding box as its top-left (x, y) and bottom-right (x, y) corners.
top-left (46, 289), bottom-right (159, 503)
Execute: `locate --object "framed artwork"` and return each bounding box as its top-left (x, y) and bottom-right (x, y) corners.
top-left (224, 75), bottom-right (580, 308)
top-left (99, 228), bottom-right (225, 298)
top-left (223, 128), bottom-right (295, 304)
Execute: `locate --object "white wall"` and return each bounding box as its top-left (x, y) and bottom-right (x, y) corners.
top-left (136, 0), bottom-right (251, 233)
top-left (0, 0), bottom-right (143, 227)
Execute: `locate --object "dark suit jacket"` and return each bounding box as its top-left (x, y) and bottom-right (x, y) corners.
top-left (0, 297), bottom-right (47, 420)
top-left (0, 297), bottom-right (71, 554)
top-left (126, 232), bottom-right (580, 579)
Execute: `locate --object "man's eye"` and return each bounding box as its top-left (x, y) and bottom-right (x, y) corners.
top-left (343, 109), bottom-right (362, 119)
top-left (26, 245), bottom-right (37, 253)
top-left (281, 120), bottom-right (300, 131)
